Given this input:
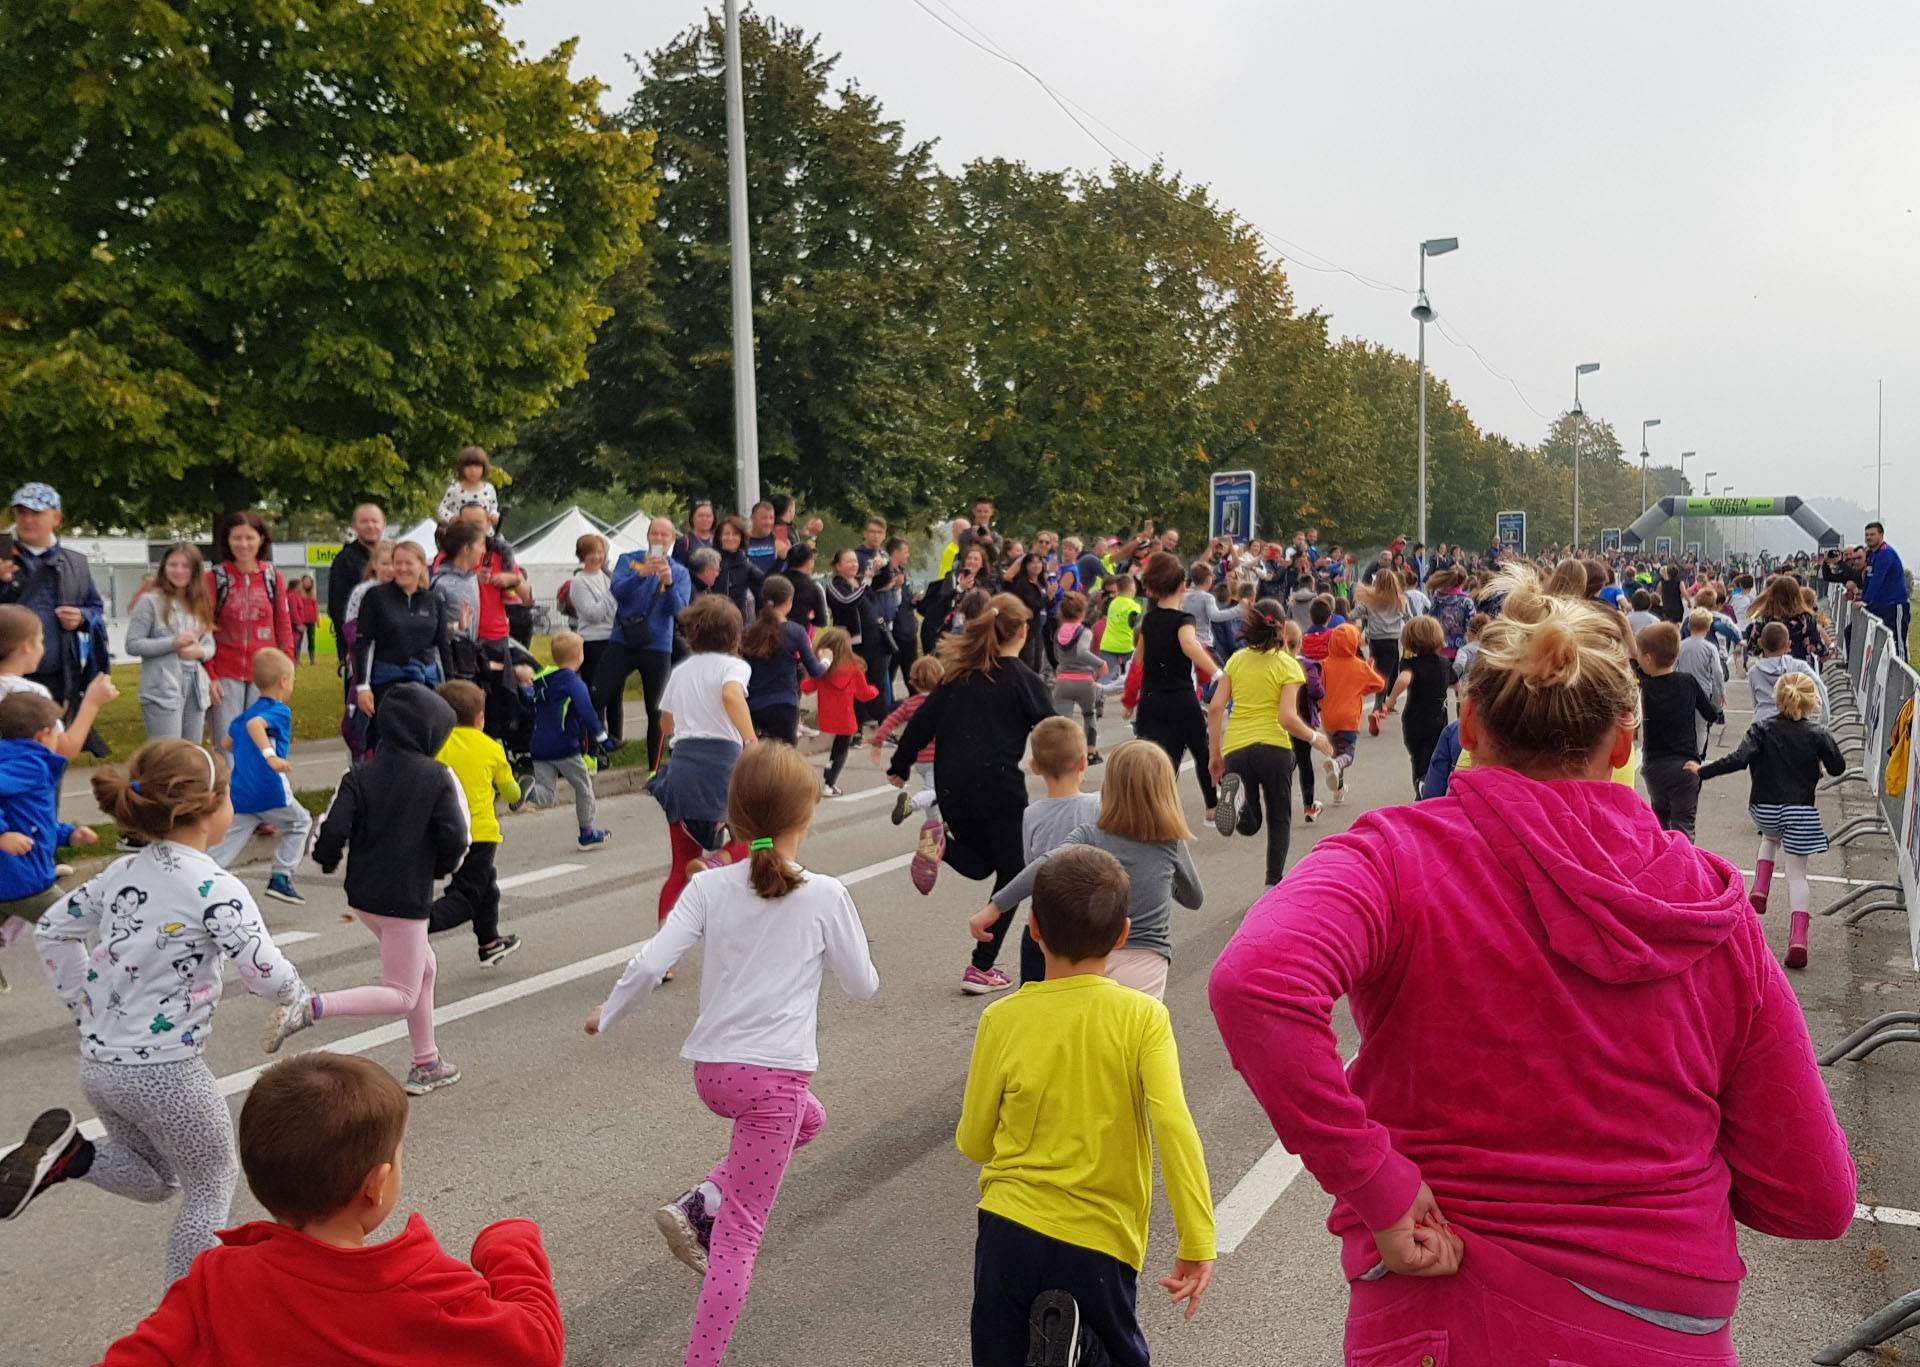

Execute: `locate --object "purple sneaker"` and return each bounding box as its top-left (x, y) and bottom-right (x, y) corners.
top-left (910, 820), bottom-right (945, 896)
top-left (961, 965), bottom-right (1014, 996)
top-left (655, 1187), bottom-right (714, 1276)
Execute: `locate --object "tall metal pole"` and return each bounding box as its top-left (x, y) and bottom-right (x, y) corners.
top-left (723, 0), bottom-right (761, 514)
top-left (1416, 249), bottom-right (1428, 551)
top-left (1677, 451), bottom-right (1694, 558)
top-left (1877, 378), bottom-right (1884, 520)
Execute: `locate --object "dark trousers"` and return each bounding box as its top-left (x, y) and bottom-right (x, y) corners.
top-left (824, 733), bottom-right (854, 788)
top-left (1643, 757), bottom-right (1701, 841)
top-left (1406, 725), bottom-right (1444, 798)
top-left (752, 703), bottom-right (800, 745)
top-left (594, 641), bottom-right (671, 769)
top-left (580, 639), bottom-right (610, 705)
top-left (428, 841), bottom-right (500, 947)
top-left (1868, 602), bottom-right (1912, 659)
top-left (1134, 690), bottom-right (1217, 810)
top-left (1370, 638), bottom-right (1401, 711)
top-left (972, 1210), bottom-right (1145, 1367)
top-left (857, 640), bottom-right (894, 724)
top-left (945, 811), bottom-right (1041, 980)
top-left (1226, 742), bottom-right (1295, 887)
top-left (1291, 735), bottom-right (1316, 808)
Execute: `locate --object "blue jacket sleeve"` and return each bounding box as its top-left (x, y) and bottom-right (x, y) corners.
top-left (1420, 722), bottom-right (1462, 800)
top-left (567, 672), bottom-right (605, 743)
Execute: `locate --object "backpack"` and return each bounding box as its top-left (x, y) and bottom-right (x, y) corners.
top-left (212, 562), bottom-right (280, 618)
top-left (556, 578), bottom-right (576, 621)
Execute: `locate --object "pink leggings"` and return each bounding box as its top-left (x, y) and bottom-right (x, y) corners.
top-left (685, 1062), bottom-right (825, 1367)
top-left (312, 912), bottom-right (438, 1067)
top-left (1344, 1231), bottom-right (1738, 1366)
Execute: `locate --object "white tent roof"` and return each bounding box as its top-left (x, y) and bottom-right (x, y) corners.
top-left (396, 519), bottom-right (438, 556)
top-left (607, 510), bottom-right (652, 552)
top-left (512, 506), bottom-right (618, 568)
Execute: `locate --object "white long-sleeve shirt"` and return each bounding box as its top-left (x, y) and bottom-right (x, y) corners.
top-left (35, 842), bottom-right (305, 1065)
top-left (598, 861), bottom-right (879, 1071)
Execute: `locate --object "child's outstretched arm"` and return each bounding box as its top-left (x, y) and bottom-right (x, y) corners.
top-left (1140, 1008), bottom-right (1217, 1317)
top-left (587, 878), bottom-right (710, 1034)
top-left (1171, 841), bottom-right (1204, 910)
top-left (489, 742), bottom-right (523, 810)
top-left (312, 771), bottom-right (360, 873)
top-left (1691, 727), bottom-right (1761, 780)
top-left (244, 715), bottom-right (291, 773)
top-left (201, 879), bottom-right (305, 1005)
top-left (1388, 669), bottom-right (1413, 708)
top-left (822, 883), bottom-right (881, 1001)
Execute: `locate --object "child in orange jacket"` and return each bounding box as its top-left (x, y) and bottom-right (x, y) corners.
top-left (1318, 623), bottom-right (1384, 806)
top-left (801, 626), bottom-right (878, 796)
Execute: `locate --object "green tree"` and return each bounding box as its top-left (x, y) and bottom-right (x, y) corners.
top-left (0, 0), bottom-right (652, 527)
top-left (512, 12), bottom-right (955, 523)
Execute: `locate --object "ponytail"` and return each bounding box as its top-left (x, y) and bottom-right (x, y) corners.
top-left (725, 741), bottom-right (818, 900)
top-left (93, 741), bottom-right (229, 840)
top-left (938, 593), bottom-right (1030, 680)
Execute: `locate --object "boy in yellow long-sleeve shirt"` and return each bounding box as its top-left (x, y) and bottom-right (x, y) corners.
top-left (957, 845), bottom-right (1215, 1367)
top-left (429, 680), bottom-right (523, 967)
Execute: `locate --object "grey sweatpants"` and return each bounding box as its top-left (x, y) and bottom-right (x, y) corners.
top-left (207, 679), bottom-right (263, 752)
top-left (140, 696), bottom-right (210, 747)
top-left (531, 755), bottom-right (597, 827)
top-left (207, 800), bottom-right (312, 878)
top-left (79, 1056), bottom-right (238, 1287)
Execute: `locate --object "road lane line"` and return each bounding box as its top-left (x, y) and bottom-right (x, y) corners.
top-left (272, 931), bottom-right (319, 946)
top-left (1215, 1056), bottom-right (1356, 1256)
top-left (498, 863), bottom-right (588, 892)
top-left (1734, 870), bottom-right (1886, 887)
top-left (1857, 1204), bottom-right (1920, 1228)
top-left (828, 786), bottom-right (896, 807)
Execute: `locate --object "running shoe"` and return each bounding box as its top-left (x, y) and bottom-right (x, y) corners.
top-left (1025, 1290), bottom-right (1087, 1367)
top-left (404, 1058), bottom-right (462, 1096)
top-left (1322, 757), bottom-right (1342, 795)
top-left (263, 874), bottom-right (305, 906)
top-left (263, 993), bottom-right (315, 1054)
top-left (577, 827), bottom-right (613, 852)
top-left (822, 782), bottom-right (843, 798)
top-left (1368, 711), bottom-right (1381, 738)
top-left (655, 1187), bottom-right (714, 1276)
top-left (478, 934), bottom-right (521, 968)
top-left (0, 1109), bottom-right (88, 1221)
top-left (911, 820), bottom-right (945, 895)
top-left (255, 822), bottom-right (278, 837)
top-left (1086, 750), bottom-right (1104, 766)
top-left (891, 788), bottom-right (916, 826)
top-left (1302, 802), bottom-right (1323, 824)
top-left (961, 965), bottom-right (1014, 995)
top-left (1215, 773), bottom-right (1242, 837)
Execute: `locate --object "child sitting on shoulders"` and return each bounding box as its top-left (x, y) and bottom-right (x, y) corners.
top-left (435, 444), bottom-right (502, 528)
top-left (960, 845), bottom-right (1215, 1366)
top-left (92, 1052), bottom-right (564, 1366)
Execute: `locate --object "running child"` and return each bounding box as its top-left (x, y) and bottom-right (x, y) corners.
top-left (972, 741), bottom-right (1202, 1001)
top-left (428, 679), bottom-right (523, 967)
top-left (870, 654), bottom-right (947, 894)
top-left (587, 741), bottom-right (879, 1367)
top-left (1098, 574), bottom-right (1143, 686)
top-left (1124, 552), bottom-right (1220, 820)
top-left (7, 735), bottom-right (306, 1285)
top-left (1282, 620), bottom-right (1326, 822)
top-left (89, 1052), bottom-right (564, 1365)
top-left (207, 648), bottom-right (310, 905)
top-left (740, 575), bottom-right (828, 745)
top-left (1747, 621), bottom-right (1828, 724)
top-left (1319, 623), bottom-right (1385, 805)
top-left (1385, 617), bottom-right (1451, 802)
top-left (526, 631), bottom-right (612, 851)
top-left (1636, 622), bottom-right (1720, 842)
top-left (0, 603), bottom-right (119, 760)
top-left (0, 691), bottom-right (98, 990)
top-left (1299, 594), bottom-right (1345, 663)
top-left (1051, 592), bottom-right (1109, 764)
top-left (960, 845), bottom-right (1215, 1366)
top-left (801, 626), bottom-right (876, 797)
top-left (269, 682), bottom-right (469, 1095)
top-left (1691, 672), bottom-right (1845, 969)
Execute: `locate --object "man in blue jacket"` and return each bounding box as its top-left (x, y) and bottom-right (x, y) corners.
top-left (0, 484), bottom-right (108, 735)
top-left (1864, 521), bottom-right (1911, 658)
top-left (594, 515), bottom-right (689, 769)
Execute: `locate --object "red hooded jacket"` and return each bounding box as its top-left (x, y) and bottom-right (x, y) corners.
top-left (96, 1214), bottom-right (563, 1366)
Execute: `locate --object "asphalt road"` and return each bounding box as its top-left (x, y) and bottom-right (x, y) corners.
top-left (5, 699), bottom-right (1920, 1366)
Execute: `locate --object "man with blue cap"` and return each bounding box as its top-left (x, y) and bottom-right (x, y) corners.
top-left (0, 484), bottom-right (108, 730)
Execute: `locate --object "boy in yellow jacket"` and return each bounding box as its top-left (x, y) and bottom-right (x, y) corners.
top-left (430, 680), bottom-right (522, 966)
top-left (957, 845), bottom-right (1215, 1366)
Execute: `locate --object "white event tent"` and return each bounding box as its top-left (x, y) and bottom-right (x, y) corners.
top-left (511, 506), bottom-right (640, 607)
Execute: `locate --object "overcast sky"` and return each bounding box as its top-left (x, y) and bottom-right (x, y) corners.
top-left (503, 0), bottom-right (1919, 550)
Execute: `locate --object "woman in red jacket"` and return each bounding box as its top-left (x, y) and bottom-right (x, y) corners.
top-left (206, 511), bottom-right (297, 746)
top-left (289, 574), bottom-right (320, 664)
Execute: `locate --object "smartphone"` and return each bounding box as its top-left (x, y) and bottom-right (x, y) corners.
top-left (647, 544), bottom-right (667, 562)
top-left (0, 533), bottom-right (12, 560)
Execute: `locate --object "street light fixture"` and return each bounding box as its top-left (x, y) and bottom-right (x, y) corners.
top-left (1413, 237), bottom-right (1458, 551)
top-left (1639, 418), bottom-right (1662, 510)
top-left (1571, 363), bottom-right (1600, 546)
top-left (1678, 451), bottom-right (1696, 557)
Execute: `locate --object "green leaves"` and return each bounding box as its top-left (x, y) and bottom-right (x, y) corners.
top-left (0, 0), bottom-right (653, 526)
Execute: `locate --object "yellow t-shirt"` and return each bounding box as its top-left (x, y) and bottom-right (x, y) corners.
top-left (1221, 648), bottom-right (1308, 754)
top-left (1454, 747), bottom-right (1639, 788)
top-left (939, 541), bottom-right (961, 578)
top-left (437, 726), bottom-right (520, 844)
top-left (1103, 596), bottom-right (1144, 654)
top-left (956, 975), bottom-right (1216, 1270)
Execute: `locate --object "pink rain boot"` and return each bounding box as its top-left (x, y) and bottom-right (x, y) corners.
top-left (1785, 911), bottom-right (1811, 970)
top-left (1749, 859), bottom-right (1774, 916)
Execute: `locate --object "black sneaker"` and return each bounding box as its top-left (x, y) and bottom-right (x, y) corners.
top-left (478, 934), bottom-right (522, 967)
top-left (1214, 772), bottom-right (1242, 838)
top-left (1026, 1290), bottom-right (1088, 1366)
top-left (0, 1109), bottom-right (89, 1220)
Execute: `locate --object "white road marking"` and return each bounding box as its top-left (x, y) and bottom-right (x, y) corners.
top-left (50, 848), bottom-right (922, 1144)
top-left (272, 931), bottom-right (319, 946)
top-left (1733, 870), bottom-right (1889, 887)
top-left (498, 863), bottom-right (587, 892)
top-left (1215, 1056), bottom-right (1356, 1255)
top-left (1857, 1204), bottom-right (1920, 1228)
top-left (828, 786), bottom-right (896, 807)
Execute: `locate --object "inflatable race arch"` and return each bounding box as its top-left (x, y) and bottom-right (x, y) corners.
top-left (1621, 496), bottom-right (1840, 551)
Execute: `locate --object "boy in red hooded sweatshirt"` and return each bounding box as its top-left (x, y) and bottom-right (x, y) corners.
top-left (95, 1052), bottom-right (563, 1367)
top-left (1317, 622), bottom-right (1384, 806)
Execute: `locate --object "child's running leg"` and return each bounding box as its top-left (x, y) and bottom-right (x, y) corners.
top-left (1292, 735), bottom-right (1316, 811)
top-left (264, 802), bottom-right (313, 877)
top-left (528, 759), bottom-right (559, 809)
top-left (559, 755), bottom-right (597, 828)
top-left (822, 734), bottom-right (852, 789)
top-left (1784, 851), bottom-right (1814, 969)
top-left (312, 913), bottom-right (439, 1066)
top-left (205, 811), bottom-right (258, 869)
top-left (660, 823), bottom-right (705, 921)
top-left (970, 1209), bottom-right (1146, 1367)
top-left (1752, 833), bottom-right (1780, 914)
top-left (79, 1057), bottom-right (238, 1287)
top-left (685, 1063), bottom-right (826, 1367)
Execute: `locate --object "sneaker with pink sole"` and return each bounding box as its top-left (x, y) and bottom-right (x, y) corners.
top-left (910, 819), bottom-right (945, 895)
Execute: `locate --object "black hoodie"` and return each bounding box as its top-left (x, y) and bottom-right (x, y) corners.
top-left (314, 683), bottom-right (469, 917)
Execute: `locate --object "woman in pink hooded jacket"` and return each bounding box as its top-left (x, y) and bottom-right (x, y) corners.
top-left (1210, 569), bottom-right (1855, 1367)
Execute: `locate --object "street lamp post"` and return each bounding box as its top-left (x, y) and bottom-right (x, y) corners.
top-left (1703, 470), bottom-right (1719, 559)
top-left (1639, 418), bottom-right (1662, 510)
top-left (1412, 237), bottom-right (1458, 551)
top-left (1571, 363), bottom-right (1600, 546)
top-left (1678, 451), bottom-right (1695, 557)
top-left (723, 0), bottom-right (762, 514)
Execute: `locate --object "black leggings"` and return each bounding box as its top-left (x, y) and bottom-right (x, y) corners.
top-left (1134, 690), bottom-right (1217, 810)
top-left (594, 642), bottom-right (672, 769)
top-left (1407, 725), bottom-right (1444, 797)
top-left (824, 734), bottom-right (854, 788)
top-left (1369, 638), bottom-right (1400, 712)
top-left (944, 809), bottom-right (1041, 981)
top-left (1225, 743), bottom-right (1296, 887)
top-left (751, 703), bottom-right (800, 745)
top-left (1292, 735), bottom-right (1316, 808)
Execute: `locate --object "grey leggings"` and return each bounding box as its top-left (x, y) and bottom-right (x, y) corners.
top-left (79, 1056), bottom-right (237, 1287)
top-left (1053, 678), bottom-right (1099, 750)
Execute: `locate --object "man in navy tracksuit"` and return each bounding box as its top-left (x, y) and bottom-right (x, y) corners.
top-left (1863, 521), bottom-right (1911, 659)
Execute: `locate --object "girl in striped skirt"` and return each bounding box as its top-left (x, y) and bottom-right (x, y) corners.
top-left (1690, 671), bottom-right (1846, 970)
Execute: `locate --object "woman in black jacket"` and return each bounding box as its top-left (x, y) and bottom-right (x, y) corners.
top-left (1009, 553), bottom-right (1051, 674)
top-left (352, 541), bottom-right (452, 751)
top-left (712, 515), bottom-right (766, 619)
top-left (782, 543), bottom-right (828, 634)
top-left (826, 547), bottom-right (891, 722)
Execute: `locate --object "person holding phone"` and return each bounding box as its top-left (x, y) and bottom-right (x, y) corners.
top-left (0, 484), bottom-right (109, 732)
top-left (596, 517), bottom-right (690, 769)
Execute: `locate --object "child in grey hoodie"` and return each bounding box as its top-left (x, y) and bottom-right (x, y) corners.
top-left (1747, 620), bottom-right (1826, 725)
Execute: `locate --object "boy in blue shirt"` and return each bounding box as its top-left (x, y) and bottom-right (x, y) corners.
top-left (525, 632), bottom-right (611, 851)
top-left (209, 648), bottom-right (310, 904)
top-left (0, 691), bottom-right (98, 990)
